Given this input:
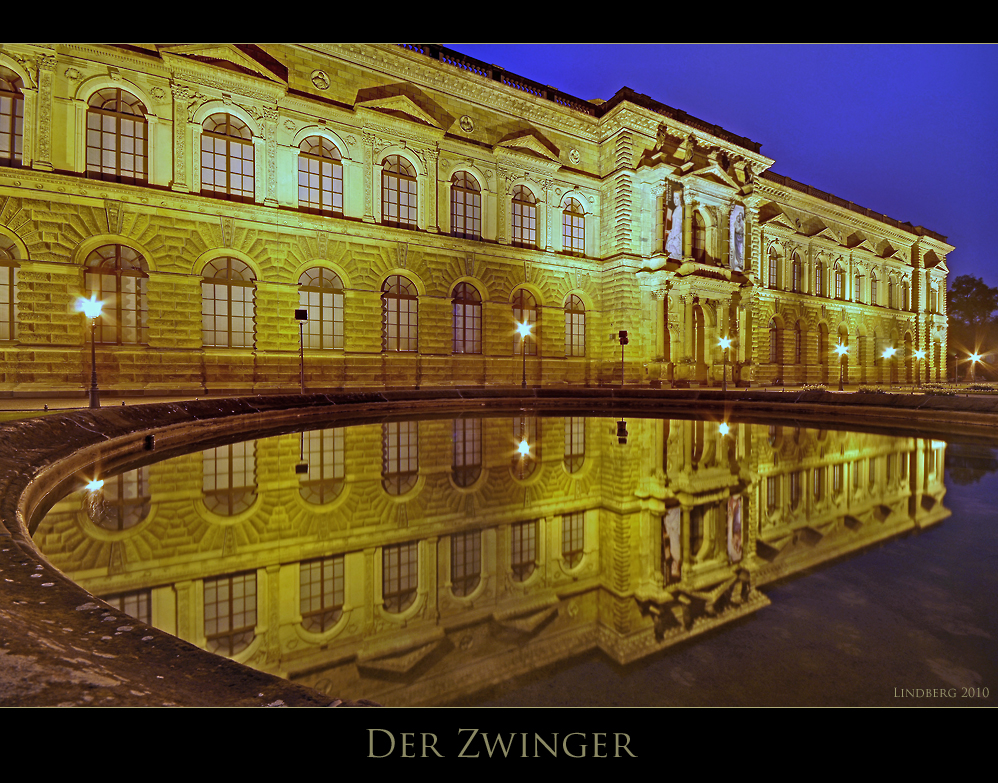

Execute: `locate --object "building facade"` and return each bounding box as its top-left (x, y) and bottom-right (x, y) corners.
top-left (0, 44), bottom-right (953, 395)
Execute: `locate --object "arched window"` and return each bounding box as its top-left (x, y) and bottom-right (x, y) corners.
top-left (85, 245), bottom-right (149, 345)
top-left (452, 417), bottom-right (482, 488)
top-left (902, 281), bottom-right (910, 311)
top-left (511, 520), bottom-right (537, 582)
top-left (452, 282), bottom-right (482, 354)
top-left (563, 197), bottom-right (585, 255)
top-left (888, 278), bottom-right (895, 309)
top-left (768, 248), bottom-right (779, 288)
top-left (512, 288), bottom-right (537, 356)
top-left (0, 67), bottom-right (24, 167)
top-left (298, 428), bottom-right (344, 505)
top-left (382, 421), bottom-right (418, 496)
top-left (298, 267), bottom-right (343, 350)
top-left (791, 255), bottom-right (801, 292)
top-left (300, 555), bottom-right (344, 633)
top-left (202, 441), bottom-right (256, 516)
top-left (790, 471), bottom-right (802, 511)
top-left (201, 257), bottom-right (255, 348)
top-left (813, 466), bottom-right (824, 500)
top-left (298, 136), bottom-right (343, 215)
top-left (815, 262), bottom-right (825, 297)
top-left (0, 235), bottom-right (19, 340)
top-left (794, 322), bottom-right (803, 364)
top-left (204, 571), bottom-right (257, 656)
top-left (450, 171), bottom-right (481, 239)
top-left (835, 265), bottom-right (844, 299)
top-left (564, 416), bottom-right (585, 474)
top-left (451, 530), bottom-right (481, 597)
top-left (855, 273), bottom-right (863, 303)
top-left (930, 285), bottom-right (938, 313)
top-left (692, 212), bottom-right (706, 263)
top-left (562, 511), bottom-right (584, 568)
top-left (511, 185), bottom-right (537, 248)
top-left (86, 88), bottom-right (148, 184)
top-left (565, 294), bottom-right (585, 357)
top-left (383, 542), bottom-right (417, 613)
top-left (769, 319), bottom-right (781, 365)
top-left (201, 113), bottom-right (254, 202)
top-left (381, 275), bottom-right (417, 352)
top-left (101, 590), bottom-right (151, 625)
top-left (871, 272), bottom-right (879, 306)
top-left (382, 155), bottom-right (417, 228)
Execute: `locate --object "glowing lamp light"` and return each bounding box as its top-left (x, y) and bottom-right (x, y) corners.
top-left (719, 422), bottom-right (730, 436)
top-left (517, 439), bottom-right (531, 457)
top-left (882, 347), bottom-right (897, 359)
top-left (79, 294), bottom-right (103, 320)
top-left (914, 349), bottom-right (926, 360)
top-left (85, 479), bottom-right (104, 492)
top-left (970, 353), bottom-right (982, 363)
top-left (516, 321), bottom-right (532, 339)
top-left (718, 337), bottom-right (732, 350)
top-left (834, 343), bottom-right (849, 357)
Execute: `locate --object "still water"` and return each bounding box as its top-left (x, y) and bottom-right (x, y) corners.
top-left (32, 414), bottom-right (997, 707)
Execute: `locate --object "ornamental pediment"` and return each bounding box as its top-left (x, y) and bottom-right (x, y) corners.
top-left (923, 250), bottom-right (948, 272)
top-left (158, 44), bottom-right (288, 84)
top-left (686, 161), bottom-right (739, 191)
top-left (758, 207), bottom-right (797, 232)
top-left (495, 131), bottom-right (561, 162)
top-left (844, 232), bottom-right (876, 253)
top-left (813, 226), bottom-right (842, 244)
top-left (354, 94), bottom-right (443, 130)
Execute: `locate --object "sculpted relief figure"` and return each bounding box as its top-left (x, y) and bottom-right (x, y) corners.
top-left (666, 191), bottom-right (684, 259)
top-left (730, 205), bottom-right (745, 271)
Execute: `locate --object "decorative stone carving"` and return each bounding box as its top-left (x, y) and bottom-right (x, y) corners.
top-left (569, 148), bottom-right (580, 164)
top-left (310, 70), bottom-right (330, 90)
top-left (64, 67), bottom-right (81, 80)
top-left (666, 190), bottom-right (683, 259)
top-left (459, 114), bottom-right (474, 132)
top-left (730, 204), bottom-right (745, 271)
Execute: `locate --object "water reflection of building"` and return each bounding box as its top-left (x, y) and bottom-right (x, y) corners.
top-left (35, 417), bottom-right (950, 706)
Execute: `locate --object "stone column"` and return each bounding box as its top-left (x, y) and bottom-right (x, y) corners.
top-left (33, 54), bottom-right (56, 171)
top-left (682, 190), bottom-right (696, 260)
top-left (362, 131), bottom-right (376, 223)
top-left (170, 84), bottom-right (191, 192)
top-left (425, 146), bottom-right (439, 232)
top-left (263, 106), bottom-right (279, 207)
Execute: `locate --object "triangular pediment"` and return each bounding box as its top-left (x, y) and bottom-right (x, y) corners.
top-left (758, 207), bottom-right (797, 232)
top-left (689, 161), bottom-right (739, 189)
top-left (495, 131), bottom-right (560, 162)
top-left (355, 94), bottom-right (442, 129)
top-left (844, 232), bottom-right (876, 252)
top-left (158, 44), bottom-right (287, 83)
top-left (814, 226), bottom-right (841, 244)
top-left (357, 639), bottom-right (444, 675)
top-left (923, 250), bottom-right (948, 272)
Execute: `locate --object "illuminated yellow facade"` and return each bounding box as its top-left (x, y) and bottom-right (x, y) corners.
top-left (34, 416), bottom-right (950, 705)
top-left (0, 44), bottom-right (953, 394)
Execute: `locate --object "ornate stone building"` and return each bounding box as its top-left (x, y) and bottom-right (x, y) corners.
top-left (0, 44), bottom-right (953, 394)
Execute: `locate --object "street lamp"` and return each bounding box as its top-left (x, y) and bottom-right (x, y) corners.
top-left (914, 349), bottom-right (926, 387)
top-left (516, 321), bottom-right (532, 389)
top-left (834, 342), bottom-right (849, 391)
top-left (295, 308), bottom-right (308, 394)
top-left (78, 294), bottom-right (104, 408)
top-left (882, 346), bottom-right (897, 390)
top-left (718, 336), bottom-right (732, 392)
top-left (970, 352), bottom-right (981, 384)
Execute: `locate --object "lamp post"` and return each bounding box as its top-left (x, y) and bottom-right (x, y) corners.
top-left (834, 342), bottom-right (849, 391)
top-left (718, 336), bottom-right (732, 392)
top-left (79, 294), bottom-right (103, 408)
top-left (295, 308), bottom-right (308, 394)
top-left (516, 321), bottom-right (532, 389)
top-left (970, 352), bottom-right (981, 384)
top-left (882, 346), bottom-right (897, 390)
top-left (914, 349), bottom-right (926, 387)
top-left (618, 330), bottom-right (629, 388)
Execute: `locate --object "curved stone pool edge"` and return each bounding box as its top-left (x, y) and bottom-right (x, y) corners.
top-left (3, 387), bottom-right (997, 707)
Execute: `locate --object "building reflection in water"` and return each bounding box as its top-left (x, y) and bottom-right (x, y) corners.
top-left (34, 416), bottom-right (951, 706)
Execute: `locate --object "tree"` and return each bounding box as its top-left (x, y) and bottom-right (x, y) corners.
top-left (948, 275), bottom-right (998, 329)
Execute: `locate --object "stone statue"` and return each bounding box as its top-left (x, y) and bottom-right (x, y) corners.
top-left (666, 191), bottom-right (683, 259)
top-left (730, 205), bottom-right (745, 271)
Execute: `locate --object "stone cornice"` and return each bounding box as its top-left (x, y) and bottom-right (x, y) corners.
top-left (164, 55), bottom-right (285, 104)
top-left (61, 44), bottom-right (171, 79)
top-left (305, 44), bottom-right (599, 142)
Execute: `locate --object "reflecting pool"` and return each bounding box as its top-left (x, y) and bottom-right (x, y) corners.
top-left (32, 414), bottom-right (997, 707)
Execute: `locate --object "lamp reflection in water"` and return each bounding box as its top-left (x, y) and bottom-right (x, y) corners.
top-left (84, 478), bottom-right (105, 523)
top-left (718, 336), bottom-right (732, 392)
top-left (77, 294), bottom-right (104, 408)
top-left (914, 349), bottom-right (926, 386)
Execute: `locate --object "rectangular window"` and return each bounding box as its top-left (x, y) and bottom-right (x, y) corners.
top-left (511, 521), bottom-right (537, 582)
top-left (204, 571), bottom-right (257, 656)
top-left (451, 530), bottom-right (481, 597)
top-left (300, 555), bottom-right (344, 633)
top-left (562, 511), bottom-right (584, 568)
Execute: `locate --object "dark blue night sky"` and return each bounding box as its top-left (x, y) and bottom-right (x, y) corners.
top-left (448, 44), bottom-right (997, 289)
